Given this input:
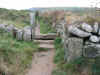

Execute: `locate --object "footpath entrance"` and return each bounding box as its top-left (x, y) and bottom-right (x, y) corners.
top-left (26, 25), bottom-right (56, 75)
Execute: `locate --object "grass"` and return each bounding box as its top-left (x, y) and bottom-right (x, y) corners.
top-left (37, 47), bottom-right (49, 52)
top-left (0, 19), bottom-right (30, 28)
top-left (0, 8), bottom-right (30, 28)
top-left (39, 17), bottom-right (56, 34)
top-left (0, 32), bottom-right (39, 75)
top-left (52, 69), bottom-right (66, 75)
top-left (54, 37), bottom-right (65, 64)
top-left (53, 37), bottom-right (93, 75)
top-left (53, 37), bottom-right (67, 75)
top-left (92, 57), bottom-right (100, 75)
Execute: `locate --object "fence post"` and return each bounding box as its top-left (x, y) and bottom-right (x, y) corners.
top-left (30, 12), bottom-right (36, 40)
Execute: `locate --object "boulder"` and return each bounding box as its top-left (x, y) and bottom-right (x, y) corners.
top-left (68, 26), bottom-right (91, 38)
top-left (0, 24), bottom-right (6, 29)
top-left (24, 26), bottom-right (31, 30)
top-left (81, 23), bottom-right (93, 32)
top-left (89, 35), bottom-right (99, 43)
top-left (93, 22), bottom-right (99, 33)
top-left (6, 24), bottom-right (14, 32)
top-left (83, 44), bottom-right (100, 58)
top-left (16, 29), bottom-right (23, 40)
top-left (67, 38), bottom-right (83, 62)
top-left (23, 26), bottom-right (32, 41)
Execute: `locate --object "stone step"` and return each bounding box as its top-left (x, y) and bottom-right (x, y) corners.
top-left (34, 34), bottom-right (57, 40)
top-left (39, 43), bottom-right (54, 49)
top-left (34, 40), bottom-right (54, 44)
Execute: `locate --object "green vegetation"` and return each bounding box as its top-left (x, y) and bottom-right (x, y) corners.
top-left (92, 57), bottom-right (100, 75)
top-left (37, 47), bottom-right (49, 52)
top-left (53, 37), bottom-right (66, 75)
top-left (0, 32), bottom-right (39, 75)
top-left (0, 8), bottom-right (30, 28)
top-left (52, 69), bottom-right (66, 75)
top-left (54, 37), bottom-right (64, 64)
top-left (39, 17), bottom-right (56, 34)
top-left (53, 37), bottom-right (93, 75)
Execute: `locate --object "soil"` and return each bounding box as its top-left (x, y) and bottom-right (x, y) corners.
top-left (26, 25), bottom-right (55, 75)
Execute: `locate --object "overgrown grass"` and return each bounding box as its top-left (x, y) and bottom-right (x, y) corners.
top-left (37, 47), bottom-right (49, 52)
top-left (39, 17), bottom-right (56, 34)
top-left (0, 19), bottom-right (30, 28)
top-left (92, 57), bottom-right (100, 75)
top-left (0, 32), bottom-right (39, 75)
top-left (53, 37), bottom-right (93, 75)
top-left (0, 8), bottom-right (30, 28)
top-left (53, 37), bottom-right (66, 75)
top-left (52, 69), bottom-right (66, 75)
top-left (54, 37), bottom-right (65, 64)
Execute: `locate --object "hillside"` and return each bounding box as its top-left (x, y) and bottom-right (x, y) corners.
top-left (0, 8), bottom-right (30, 28)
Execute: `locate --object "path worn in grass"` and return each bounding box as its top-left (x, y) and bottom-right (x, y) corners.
top-left (26, 25), bottom-right (55, 75)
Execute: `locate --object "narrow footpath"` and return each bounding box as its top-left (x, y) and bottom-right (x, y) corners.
top-left (26, 25), bottom-right (55, 75)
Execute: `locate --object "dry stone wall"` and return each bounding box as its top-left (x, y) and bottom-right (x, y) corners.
top-left (0, 24), bottom-right (35, 41)
top-left (56, 21), bottom-right (100, 62)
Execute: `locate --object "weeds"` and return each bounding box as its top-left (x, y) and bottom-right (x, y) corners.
top-left (54, 37), bottom-right (64, 64)
top-left (53, 37), bottom-right (93, 75)
top-left (0, 32), bottom-right (39, 75)
top-left (39, 17), bottom-right (56, 34)
top-left (52, 69), bottom-right (66, 75)
top-left (53, 37), bottom-right (66, 75)
top-left (0, 8), bottom-right (30, 28)
top-left (37, 47), bottom-right (49, 52)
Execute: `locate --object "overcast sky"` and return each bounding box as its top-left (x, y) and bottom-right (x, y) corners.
top-left (0, 0), bottom-right (100, 10)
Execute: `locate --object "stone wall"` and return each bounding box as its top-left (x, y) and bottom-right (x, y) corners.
top-left (56, 20), bottom-right (100, 62)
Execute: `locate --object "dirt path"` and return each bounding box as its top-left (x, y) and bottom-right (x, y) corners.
top-left (26, 25), bottom-right (55, 75)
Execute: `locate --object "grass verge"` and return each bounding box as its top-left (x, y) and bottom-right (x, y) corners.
top-left (0, 32), bottom-right (39, 75)
top-left (53, 37), bottom-right (93, 75)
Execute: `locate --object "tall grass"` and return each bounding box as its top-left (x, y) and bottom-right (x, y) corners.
top-left (52, 37), bottom-right (66, 75)
top-left (54, 37), bottom-right (65, 64)
top-left (0, 32), bottom-right (39, 75)
top-left (0, 8), bottom-right (30, 28)
top-left (53, 37), bottom-right (93, 75)
top-left (39, 17), bottom-right (56, 34)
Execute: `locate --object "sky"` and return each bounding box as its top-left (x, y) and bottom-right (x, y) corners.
top-left (0, 0), bottom-right (100, 10)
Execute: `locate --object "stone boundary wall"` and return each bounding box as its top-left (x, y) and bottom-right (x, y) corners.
top-left (56, 20), bottom-right (100, 62)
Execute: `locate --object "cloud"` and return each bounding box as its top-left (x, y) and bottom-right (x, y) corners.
top-left (0, 0), bottom-right (99, 10)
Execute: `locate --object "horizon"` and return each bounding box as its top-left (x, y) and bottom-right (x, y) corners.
top-left (0, 6), bottom-right (94, 10)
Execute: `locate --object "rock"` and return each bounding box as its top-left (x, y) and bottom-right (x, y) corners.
top-left (68, 26), bottom-right (91, 38)
top-left (67, 38), bottom-right (83, 62)
top-left (12, 27), bottom-right (18, 38)
top-left (98, 29), bottom-right (100, 35)
top-left (0, 24), bottom-right (6, 29)
top-left (24, 26), bottom-right (32, 30)
top-left (89, 35), bottom-right (99, 43)
top-left (16, 29), bottom-right (23, 40)
top-left (6, 24), bottom-right (14, 32)
top-left (35, 34), bottom-right (56, 40)
top-left (23, 26), bottom-right (32, 41)
top-left (93, 22), bottom-right (99, 33)
top-left (83, 44), bottom-right (100, 58)
top-left (81, 23), bottom-right (93, 32)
